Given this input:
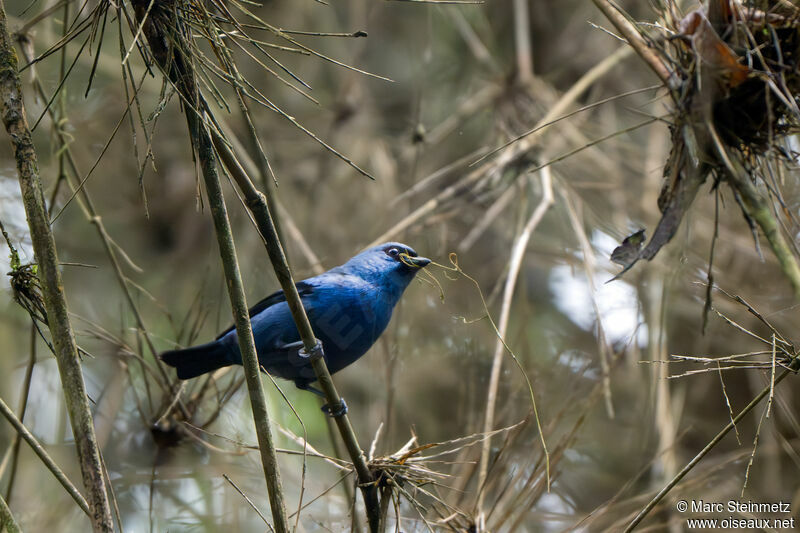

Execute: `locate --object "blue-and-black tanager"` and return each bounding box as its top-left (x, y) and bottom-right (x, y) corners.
top-left (161, 242), bottom-right (430, 397)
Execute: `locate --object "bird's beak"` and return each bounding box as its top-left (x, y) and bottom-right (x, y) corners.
top-left (402, 254), bottom-right (431, 269)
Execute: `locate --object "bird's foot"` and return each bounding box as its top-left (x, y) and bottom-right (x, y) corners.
top-left (296, 381), bottom-right (348, 417)
top-left (298, 339), bottom-right (324, 361)
top-left (321, 398), bottom-right (348, 417)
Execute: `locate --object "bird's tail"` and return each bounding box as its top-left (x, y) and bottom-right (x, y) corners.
top-left (160, 341), bottom-right (233, 379)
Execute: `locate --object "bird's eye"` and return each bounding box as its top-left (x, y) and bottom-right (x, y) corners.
top-left (386, 247), bottom-right (400, 258)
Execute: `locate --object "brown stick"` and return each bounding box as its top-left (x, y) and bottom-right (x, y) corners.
top-left (0, 395), bottom-right (91, 517)
top-left (591, 0), bottom-right (676, 88)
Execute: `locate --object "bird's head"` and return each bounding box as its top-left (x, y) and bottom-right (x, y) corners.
top-left (340, 242), bottom-right (431, 291)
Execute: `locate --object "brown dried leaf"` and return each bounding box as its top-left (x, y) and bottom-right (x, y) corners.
top-left (679, 8), bottom-right (750, 87)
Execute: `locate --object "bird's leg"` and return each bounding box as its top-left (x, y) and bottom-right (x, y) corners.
top-left (297, 383), bottom-right (325, 397)
top-left (296, 339), bottom-right (348, 417)
top-left (322, 398), bottom-right (348, 417)
top-left (296, 381), bottom-right (348, 417)
top-left (281, 340), bottom-right (305, 352)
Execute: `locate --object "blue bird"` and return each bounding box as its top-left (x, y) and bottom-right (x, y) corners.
top-left (161, 243), bottom-right (430, 396)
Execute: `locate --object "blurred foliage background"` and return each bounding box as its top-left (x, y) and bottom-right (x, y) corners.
top-left (1, 0), bottom-right (800, 531)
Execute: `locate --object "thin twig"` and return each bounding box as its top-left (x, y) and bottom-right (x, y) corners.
top-left (624, 363), bottom-right (797, 532)
top-left (476, 167), bottom-right (553, 514)
top-left (768, 335), bottom-right (777, 418)
top-left (561, 188), bottom-right (614, 419)
top-left (741, 405), bottom-right (768, 498)
top-left (0, 491), bottom-right (21, 533)
top-left (716, 362), bottom-right (741, 445)
top-left (223, 474), bottom-right (275, 532)
top-left (591, 0), bottom-right (675, 87)
top-left (368, 45), bottom-right (632, 248)
top-left (3, 326), bottom-right (36, 505)
top-left (210, 128), bottom-right (382, 532)
top-left (0, 395), bottom-right (91, 517)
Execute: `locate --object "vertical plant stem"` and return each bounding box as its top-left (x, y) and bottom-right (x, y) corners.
top-left (0, 492), bottom-right (21, 533)
top-left (0, 3), bottom-right (113, 532)
top-left (512, 0), bottom-right (533, 84)
top-left (211, 133), bottom-right (381, 532)
top-left (218, 106), bottom-right (360, 525)
top-left (188, 109), bottom-right (290, 532)
top-left (129, 3), bottom-right (289, 526)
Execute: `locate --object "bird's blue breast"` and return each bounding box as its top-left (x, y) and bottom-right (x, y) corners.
top-left (219, 273), bottom-right (397, 385)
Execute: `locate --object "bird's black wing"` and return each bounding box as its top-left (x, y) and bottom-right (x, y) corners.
top-left (215, 281), bottom-right (315, 340)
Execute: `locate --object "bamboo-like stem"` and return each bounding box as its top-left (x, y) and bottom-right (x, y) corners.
top-left (512, 0), bottom-right (533, 84)
top-left (188, 110), bottom-right (290, 532)
top-left (211, 132), bottom-right (381, 532)
top-left (217, 104), bottom-right (359, 525)
top-left (0, 3), bottom-right (113, 531)
top-left (0, 492), bottom-right (21, 533)
top-left (0, 396), bottom-right (91, 517)
top-left (709, 130), bottom-right (800, 299)
top-left (129, 4), bottom-right (294, 528)
top-left (476, 168), bottom-right (553, 514)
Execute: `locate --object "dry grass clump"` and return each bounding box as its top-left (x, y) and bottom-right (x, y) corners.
top-left (1, 221), bottom-right (46, 329)
top-left (677, 3), bottom-right (800, 150)
top-left (610, 1), bottom-right (800, 300)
